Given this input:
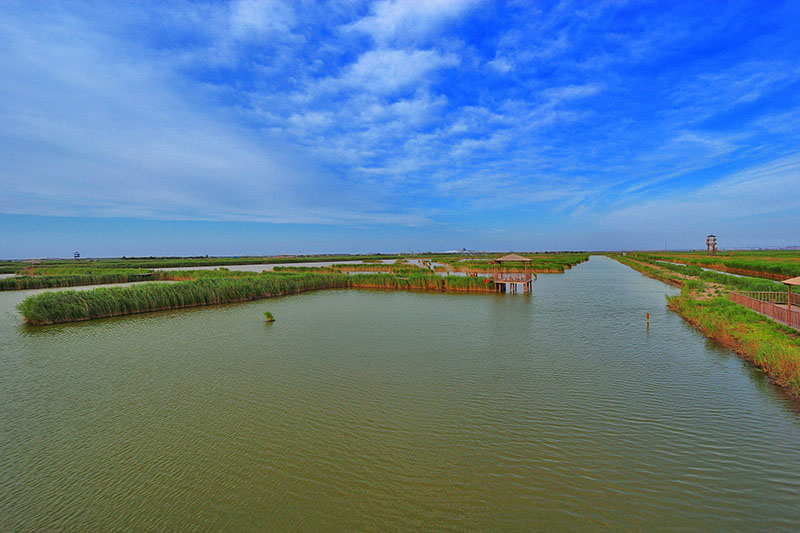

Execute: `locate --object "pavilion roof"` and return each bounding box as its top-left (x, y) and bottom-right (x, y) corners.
top-left (783, 276), bottom-right (800, 286)
top-left (495, 253), bottom-right (531, 262)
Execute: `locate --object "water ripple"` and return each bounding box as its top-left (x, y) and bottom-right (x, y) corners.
top-left (1, 257), bottom-right (800, 530)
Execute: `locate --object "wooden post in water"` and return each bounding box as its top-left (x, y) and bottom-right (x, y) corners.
top-left (646, 312), bottom-right (650, 328)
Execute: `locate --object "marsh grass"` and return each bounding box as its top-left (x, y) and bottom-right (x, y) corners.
top-left (17, 273), bottom-right (351, 325)
top-left (637, 252), bottom-right (800, 278)
top-left (0, 272), bottom-right (161, 290)
top-left (614, 254), bottom-right (800, 397)
top-left (17, 270), bottom-right (497, 325)
top-left (668, 287), bottom-right (800, 396)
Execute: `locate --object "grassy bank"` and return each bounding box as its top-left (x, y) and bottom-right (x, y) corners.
top-left (630, 255), bottom-right (785, 292)
top-left (613, 254), bottom-right (800, 397)
top-left (668, 285), bottom-right (800, 396)
top-left (633, 251), bottom-right (800, 280)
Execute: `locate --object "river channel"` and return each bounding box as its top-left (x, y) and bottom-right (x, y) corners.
top-left (1, 256), bottom-right (799, 530)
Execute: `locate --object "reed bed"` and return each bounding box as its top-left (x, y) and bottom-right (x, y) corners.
top-left (17, 271), bottom-right (497, 325)
top-left (637, 252), bottom-right (800, 278)
top-left (274, 264), bottom-right (432, 275)
top-left (441, 253), bottom-right (589, 273)
top-left (3, 254), bottom-right (401, 271)
top-left (272, 266), bottom-right (337, 273)
top-left (333, 263), bottom-right (432, 274)
top-left (18, 273), bottom-right (351, 325)
top-left (0, 267), bottom-right (276, 291)
top-left (632, 256), bottom-right (785, 292)
top-left (350, 273), bottom-right (493, 292)
top-left (0, 272), bottom-right (161, 291)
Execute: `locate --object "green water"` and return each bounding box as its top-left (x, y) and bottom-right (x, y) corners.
top-left (2, 256), bottom-right (799, 530)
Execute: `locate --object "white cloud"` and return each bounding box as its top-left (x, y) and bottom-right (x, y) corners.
top-left (347, 0), bottom-right (479, 44)
top-left (333, 48), bottom-right (459, 94)
top-left (488, 57), bottom-right (513, 73)
top-left (0, 7), bottom-right (425, 226)
top-left (229, 0), bottom-right (296, 39)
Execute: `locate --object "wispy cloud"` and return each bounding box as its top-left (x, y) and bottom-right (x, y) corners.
top-left (589, 155), bottom-right (800, 247)
top-left (320, 48), bottom-right (459, 95)
top-left (346, 0), bottom-right (480, 45)
top-left (1, 0), bottom-right (799, 251)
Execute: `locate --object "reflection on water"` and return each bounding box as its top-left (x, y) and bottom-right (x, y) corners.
top-left (1, 256), bottom-right (799, 530)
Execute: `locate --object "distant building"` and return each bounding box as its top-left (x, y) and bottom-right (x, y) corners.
top-left (706, 235), bottom-right (717, 255)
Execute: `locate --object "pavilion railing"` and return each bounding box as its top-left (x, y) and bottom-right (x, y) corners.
top-left (729, 292), bottom-right (800, 330)
top-left (494, 272), bottom-right (532, 283)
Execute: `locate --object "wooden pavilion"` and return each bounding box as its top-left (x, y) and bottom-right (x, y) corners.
top-left (491, 253), bottom-right (534, 293)
top-left (784, 276), bottom-right (800, 312)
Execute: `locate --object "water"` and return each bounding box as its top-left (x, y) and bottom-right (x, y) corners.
top-left (2, 256), bottom-right (799, 530)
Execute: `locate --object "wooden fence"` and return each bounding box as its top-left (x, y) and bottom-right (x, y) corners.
top-left (729, 292), bottom-right (800, 330)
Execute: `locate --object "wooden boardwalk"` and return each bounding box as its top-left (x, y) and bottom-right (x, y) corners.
top-left (729, 292), bottom-right (800, 331)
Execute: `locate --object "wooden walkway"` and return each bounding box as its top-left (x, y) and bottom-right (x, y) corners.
top-left (730, 292), bottom-right (800, 331)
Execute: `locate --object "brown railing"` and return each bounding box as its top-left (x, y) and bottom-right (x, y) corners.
top-left (729, 292), bottom-right (800, 330)
top-left (494, 272), bottom-right (532, 283)
top-left (731, 291), bottom-right (800, 306)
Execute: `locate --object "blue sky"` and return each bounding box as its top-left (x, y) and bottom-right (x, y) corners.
top-left (1, 0), bottom-right (799, 258)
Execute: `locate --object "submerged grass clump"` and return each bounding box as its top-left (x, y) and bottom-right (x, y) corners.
top-left (264, 311), bottom-right (275, 322)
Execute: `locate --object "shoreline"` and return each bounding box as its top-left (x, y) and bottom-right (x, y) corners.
top-left (613, 255), bottom-right (800, 398)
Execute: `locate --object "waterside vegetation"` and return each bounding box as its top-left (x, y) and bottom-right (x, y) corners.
top-left (1, 270), bottom-right (161, 290)
top-left (613, 254), bottom-right (800, 397)
top-left (631, 250), bottom-right (800, 280)
top-left (0, 254), bottom-right (403, 273)
top-left (17, 270), bottom-right (497, 325)
top-left (18, 273), bottom-right (352, 325)
top-left (2, 252), bottom-right (588, 291)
